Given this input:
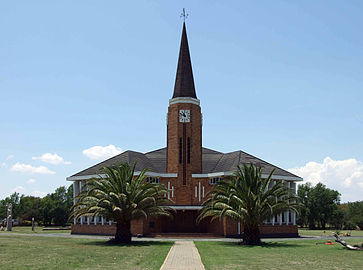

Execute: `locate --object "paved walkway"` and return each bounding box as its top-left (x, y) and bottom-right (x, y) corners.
top-left (160, 241), bottom-right (205, 270)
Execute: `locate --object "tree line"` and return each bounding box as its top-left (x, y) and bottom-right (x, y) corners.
top-left (297, 182), bottom-right (363, 230)
top-left (0, 185), bottom-right (73, 226)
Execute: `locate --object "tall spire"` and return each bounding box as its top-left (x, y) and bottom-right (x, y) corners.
top-left (172, 22), bottom-right (197, 99)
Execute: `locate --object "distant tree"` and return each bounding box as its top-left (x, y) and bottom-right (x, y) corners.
top-left (329, 208), bottom-right (345, 229)
top-left (198, 164), bottom-right (299, 245)
top-left (297, 183), bottom-right (311, 227)
top-left (0, 192), bottom-right (21, 219)
top-left (345, 201), bottom-right (363, 229)
top-left (18, 196), bottom-right (42, 223)
top-left (297, 182), bottom-right (341, 229)
top-left (39, 185), bottom-right (73, 226)
top-left (40, 195), bottom-right (53, 226)
top-left (0, 185), bottom-right (73, 226)
top-left (70, 163), bottom-right (172, 243)
top-left (51, 186), bottom-right (73, 226)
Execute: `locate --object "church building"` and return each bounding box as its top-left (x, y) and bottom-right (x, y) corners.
top-left (67, 22), bottom-right (302, 237)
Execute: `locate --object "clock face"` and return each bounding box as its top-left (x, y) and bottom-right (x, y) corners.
top-left (179, 110), bottom-right (190, 123)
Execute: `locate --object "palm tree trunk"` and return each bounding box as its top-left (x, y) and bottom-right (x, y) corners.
top-left (242, 226), bottom-right (261, 245)
top-left (115, 220), bottom-right (132, 243)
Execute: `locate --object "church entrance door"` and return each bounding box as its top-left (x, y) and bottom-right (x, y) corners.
top-left (161, 210), bottom-right (207, 233)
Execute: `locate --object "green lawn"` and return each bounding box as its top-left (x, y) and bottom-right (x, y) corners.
top-left (299, 228), bottom-right (363, 237)
top-left (196, 240), bottom-right (363, 270)
top-left (0, 226), bottom-right (71, 234)
top-left (0, 234), bottom-right (172, 270)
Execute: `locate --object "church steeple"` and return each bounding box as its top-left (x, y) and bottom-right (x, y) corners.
top-left (167, 19), bottom-right (202, 187)
top-left (172, 22), bottom-right (197, 99)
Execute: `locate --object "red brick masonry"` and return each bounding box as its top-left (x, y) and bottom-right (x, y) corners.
top-left (72, 221), bottom-right (298, 238)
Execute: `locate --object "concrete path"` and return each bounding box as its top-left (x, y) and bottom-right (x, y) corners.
top-left (160, 241), bottom-right (205, 270)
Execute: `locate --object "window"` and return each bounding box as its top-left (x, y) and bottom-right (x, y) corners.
top-left (210, 177), bottom-right (221, 185)
top-left (146, 177), bottom-right (159, 184)
top-left (179, 137), bottom-right (182, 163)
top-left (187, 137), bottom-right (191, 163)
top-left (149, 221), bottom-right (155, 229)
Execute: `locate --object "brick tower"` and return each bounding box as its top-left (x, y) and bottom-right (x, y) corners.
top-left (166, 22), bottom-right (202, 205)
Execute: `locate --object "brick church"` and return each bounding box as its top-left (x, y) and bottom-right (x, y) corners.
top-left (68, 22), bottom-right (302, 237)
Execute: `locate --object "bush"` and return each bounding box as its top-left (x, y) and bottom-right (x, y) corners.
top-left (344, 221), bottom-right (357, 230)
top-left (20, 220), bottom-right (33, 226)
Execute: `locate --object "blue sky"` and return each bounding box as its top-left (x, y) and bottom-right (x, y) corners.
top-left (1, 1), bottom-right (362, 202)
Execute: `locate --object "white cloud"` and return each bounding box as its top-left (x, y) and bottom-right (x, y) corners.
top-left (31, 190), bottom-right (47, 198)
top-left (32, 153), bottom-right (71, 165)
top-left (82, 144), bottom-right (123, 160)
top-left (1, 154), bottom-right (14, 168)
top-left (8, 187), bottom-right (46, 198)
top-left (6, 155), bottom-right (15, 160)
top-left (12, 186), bottom-right (26, 194)
top-left (11, 163), bottom-right (55, 175)
top-left (289, 157), bottom-right (363, 202)
top-left (27, 178), bottom-right (36, 184)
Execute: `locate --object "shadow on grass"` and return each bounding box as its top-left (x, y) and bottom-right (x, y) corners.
top-left (82, 240), bottom-right (173, 247)
top-left (199, 241), bottom-right (302, 249)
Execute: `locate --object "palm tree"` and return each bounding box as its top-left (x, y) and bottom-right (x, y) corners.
top-left (198, 164), bottom-right (299, 245)
top-left (70, 163), bottom-right (173, 243)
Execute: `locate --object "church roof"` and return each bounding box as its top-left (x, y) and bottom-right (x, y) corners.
top-left (71, 147), bottom-right (301, 180)
top-left (172, 22), bottom-right (197, 99)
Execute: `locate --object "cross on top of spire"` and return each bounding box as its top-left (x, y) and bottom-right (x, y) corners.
top-left (180, 8), bottom-right (188, 22)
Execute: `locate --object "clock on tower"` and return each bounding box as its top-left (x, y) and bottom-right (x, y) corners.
top-left (179, 110), bottom-right (190, 123)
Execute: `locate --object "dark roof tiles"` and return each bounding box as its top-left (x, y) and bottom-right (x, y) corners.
top-left (72, 147), bottom-right (299, 179)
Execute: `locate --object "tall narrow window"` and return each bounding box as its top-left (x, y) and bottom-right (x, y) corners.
top-left (187, 137), bottom-right (191, 163)
top-left (182, 125), bottom-right (186, 185)
top-left (179, 137), bottom-right (182, 164)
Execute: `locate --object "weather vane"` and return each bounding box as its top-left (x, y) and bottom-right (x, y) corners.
top-left (180, 8), bottom-right (188, 22)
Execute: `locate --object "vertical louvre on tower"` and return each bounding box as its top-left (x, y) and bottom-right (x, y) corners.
top-left (183, 124), bottom-right (187, 185)
top-left (187, 137), bottom-right (191, 163)
top-left (179, 137), bottom-right (182, 164)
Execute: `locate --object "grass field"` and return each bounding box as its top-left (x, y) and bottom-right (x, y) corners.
top-left (0, 234), bottom-right (172, 270)
top-left (196, 240), bottom-right (363, 270)
top-left (0, 226), bottom-right (71, 234)
top-left (299, 228), bottom-right (363, 237)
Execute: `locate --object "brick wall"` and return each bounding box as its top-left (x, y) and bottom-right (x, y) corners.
top-left (222, 219), bottom-right (298, 237)
top-left (260, 225), bottom-right (298, 237)
top-left (72, 219), bottom-right (145, 236)
top-left (72, 224), bottom-right (116, 236)
top-left (191, 178), bottom-right (213, 205)
top-left (72, 220), bottom-right (298, 237)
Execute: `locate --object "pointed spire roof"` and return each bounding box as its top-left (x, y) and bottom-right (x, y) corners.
top-left (172, 22), bottom-right (197, 99)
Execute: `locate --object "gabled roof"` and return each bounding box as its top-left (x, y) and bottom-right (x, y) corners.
top-left (71, 147), bottom-right (301, 180)
top-left (172, 22), bottom-right (197, 99)
top-left (71, 148), bottom-right (167, 177)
